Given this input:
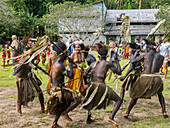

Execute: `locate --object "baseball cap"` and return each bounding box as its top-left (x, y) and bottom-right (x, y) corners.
top-left (136, 36), bottom-right (141, 40)
top-left (109, 37), bottom-right (113, 40)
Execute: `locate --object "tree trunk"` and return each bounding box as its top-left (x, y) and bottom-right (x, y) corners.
top-left (139, 0), bottom-right (142, 9)
top-left (23, 35), bottom-right (30, 46)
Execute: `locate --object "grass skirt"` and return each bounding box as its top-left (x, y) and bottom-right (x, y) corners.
top-left (130, 75), bottom-right (163, 99)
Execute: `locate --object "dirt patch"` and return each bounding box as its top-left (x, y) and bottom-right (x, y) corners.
top-left (0, 86), bottom-right (169, 128)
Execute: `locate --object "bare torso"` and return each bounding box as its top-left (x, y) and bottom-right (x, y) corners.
top-left (52, 60), bottom-right (65, 87)
top-left (85, 59), bottom-right (121, 83)
top-left (132, 51), bottom-right (164, 74)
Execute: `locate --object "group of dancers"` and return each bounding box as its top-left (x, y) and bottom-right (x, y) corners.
top-left (6, 36), bottom-right (169, 128)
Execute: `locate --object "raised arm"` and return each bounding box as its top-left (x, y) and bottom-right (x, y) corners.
top-left (120, 63), bottom-right (133, 81)
top-left (131, 53), bottom-right (145, 64)
top-left (109, 59), bottom-right (121, 75)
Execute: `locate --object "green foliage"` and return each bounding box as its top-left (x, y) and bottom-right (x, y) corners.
top-left (0, 0), bottom-right (169, 41)
top-left (0, 0), bottom-right (20, 41)
top-left (155, 4), bottom-right (170, 34)
top-left (42, 1), bottom-right (102, 40)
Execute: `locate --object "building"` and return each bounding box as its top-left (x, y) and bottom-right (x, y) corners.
top-left (104, 9), bottom-right (161, 44)
top-left (59, 1), bottom-right (161, 45)
top-left (58, 1), bottom-right (106, 45)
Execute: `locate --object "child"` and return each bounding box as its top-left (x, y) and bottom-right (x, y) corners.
top-left (6, 42), bottom-right (11, 65)
top-left (2, 45), bottom-right (6, 68)
top-left (41, 50), bottom-right (46, 66)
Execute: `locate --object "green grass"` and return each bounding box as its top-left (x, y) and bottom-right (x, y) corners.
top-left (6, 95), bottom-right (18, 99)
top-left (130, 116), bottom-right (170, 128)
top-left (0, 51), bottom-right (170, 128)
top-left (0, 50), bottom-right (49, 87)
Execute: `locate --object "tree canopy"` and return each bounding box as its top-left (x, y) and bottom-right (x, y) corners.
top-left (42, 1), bottom-right (103, 40)
top-left (155, 4), bottom-right (170, 34)
top-left (0, 0), bottom-right (169, 42)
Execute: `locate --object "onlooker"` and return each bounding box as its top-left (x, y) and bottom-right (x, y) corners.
top-left (100, 41), bottom-right (105, 48)
top-left (6, 42), bottom-right (11, 65)
top-left (66, 38), bottom-right (74, 56)
top-left (108, 42), bottom-right (119, 62)
top-left (156, 35), bottom-right (170, 79)
top-left (10, 35), bottom-right (19, 63)
top-left (41, 50), bottom-right (46, 66)
top-left (136, 36), bottom-right (146, 52)
top-left (125, 43), bottom-right (129, 59)
top-left (109, 37), bottom-right (116, 47)
top-left (95, 43), bottom-right (103, 53)
top-left (122, 41), bottom-right (126, 59)
top-left (47, 45), bottom-right (50, 58)
top-left (26, 41), bottom-right (32, 51)
top-left (2, 45), bottom-right (6, 68)
top-left (118, 40), bottom-right (123, 52)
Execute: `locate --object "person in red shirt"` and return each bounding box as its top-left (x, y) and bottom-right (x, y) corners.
top-left (6, 42), bottom-right (11, 65)
top-left (2, 45), bottom-right (6, 68)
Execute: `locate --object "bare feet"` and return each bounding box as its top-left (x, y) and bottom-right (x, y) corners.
top-left (163, 113), bottom-right (169, 119)
top-left (51, 122), bottom-right (61, 128)
top-left (61, 114), bottom-right (72, 121)
top-left (86, 118), bottom-right (95, 124)
top-left (108, 118), bottom-right (119, 128)
top-left (23, 104), bottom-right (31, 109)
top-left (162, 77), bottom-right (166, 80)
top-left (16, 104), bottom-right (22, 114)
top-left (41, 108), bottom-right (45, 113)
top-left (124, 113), bottom-right (129, 118)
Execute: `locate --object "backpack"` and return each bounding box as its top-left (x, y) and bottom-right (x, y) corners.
top-left (17, 41), bottom-right (24, 54)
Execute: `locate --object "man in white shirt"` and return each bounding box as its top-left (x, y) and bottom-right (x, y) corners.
top-left (136, 36), bottom-right (146, 52)
top-left (10, 35), bottom-right (19, 63)
top-left (157, 35), bottom-right (170, 79)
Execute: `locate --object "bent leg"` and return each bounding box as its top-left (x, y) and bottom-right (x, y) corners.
top-left (124, 98), bottom-right (138, 118)
top-left (61, 95), bottom-right (81, 121)
top-left (52, 114), bottom-right (61, 128)
top-left (108, 89), bottom-right (122, 120)
top-left (120, 82), bottom-right (126, 109)
top-left (86, 111), bottom-right (95, 124)
top-left (157, 92), bottom-right (169, 118)
top-left (107, 88), bottom-right (122, 128)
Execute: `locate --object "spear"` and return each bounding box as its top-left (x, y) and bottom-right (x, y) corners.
top-left (146, 19), bottom-right (166, 40)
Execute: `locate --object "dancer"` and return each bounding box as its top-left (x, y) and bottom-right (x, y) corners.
top-left (83, 47), bottom-right (96, 66)
top-left (124, 43), bottom-right (169, 119)
top-left (119, 50), bottom-right (143, 107)
top-left (46, 42), bottom-right (81, 128)
top-left (15, 62), bottom-right (45, 114)
top-left (82, 48), bottom-right (121, 128)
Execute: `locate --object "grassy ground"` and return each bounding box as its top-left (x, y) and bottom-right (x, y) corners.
top-left (0, 50), bottom-right (170, 128)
